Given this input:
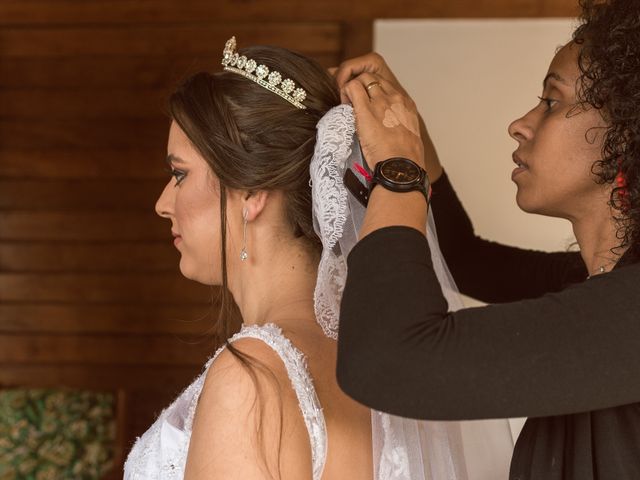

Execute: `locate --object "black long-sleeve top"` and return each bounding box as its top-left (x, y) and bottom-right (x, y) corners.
top-left (337, 172), bottom-right (640, 480)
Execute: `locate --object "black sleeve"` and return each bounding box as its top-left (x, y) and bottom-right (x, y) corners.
top-left (337, 226), bottom-right (640, 420)
top-left (430, 172), bottom-right (587, 302)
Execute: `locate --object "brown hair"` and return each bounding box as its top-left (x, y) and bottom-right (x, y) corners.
top-left (169, 45), bottom-right (339, 340)
top-left (168, 45), bottom-right (340, 476)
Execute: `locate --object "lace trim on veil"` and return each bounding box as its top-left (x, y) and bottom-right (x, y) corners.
top-left (311, 104), bottom-right (355, 339)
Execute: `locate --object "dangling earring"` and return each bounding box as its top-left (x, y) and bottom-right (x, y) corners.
top-left (240, 209), bottom-right (249, 261)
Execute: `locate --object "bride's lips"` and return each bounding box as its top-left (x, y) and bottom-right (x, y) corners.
top-left (172, 231), bottom-right (182, 246)
top-left (511, 153), bottom-right (529, 180)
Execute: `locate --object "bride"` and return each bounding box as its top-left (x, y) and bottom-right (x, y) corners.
top-left (123, 37), bottom-right (511, 479)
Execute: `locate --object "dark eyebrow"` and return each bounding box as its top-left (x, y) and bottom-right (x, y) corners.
top-left (165, 154), bottom-right (186, 166)
top-left (543, 72), bottom-right (568, 89)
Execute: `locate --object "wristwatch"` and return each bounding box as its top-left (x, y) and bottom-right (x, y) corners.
top-left (369, 157), bottom-right (430, 203)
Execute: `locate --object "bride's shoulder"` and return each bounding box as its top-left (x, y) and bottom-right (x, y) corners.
top-left (204, 335), bottom-right (292, 401)
top-left (185, 335), bottom-right (308, 477)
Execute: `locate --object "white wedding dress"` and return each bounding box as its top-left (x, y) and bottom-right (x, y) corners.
top-left (123, 323), bottom-right (328, 480)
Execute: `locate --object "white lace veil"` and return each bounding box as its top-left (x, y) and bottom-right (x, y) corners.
top-left (310, 104), bottom-right (514, 480)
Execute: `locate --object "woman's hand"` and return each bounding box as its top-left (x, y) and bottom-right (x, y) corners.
top-left (331, 56), bottom-right (428, 238)
top-left (332, 52), bottom-right (410, 103)
top-left (341, 72), bottom-right (424, 169)
top-left (332, 53), bottom-right (443, 180)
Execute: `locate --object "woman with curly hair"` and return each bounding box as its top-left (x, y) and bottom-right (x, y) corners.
top-left (334, 0), bottom-right (640, 478)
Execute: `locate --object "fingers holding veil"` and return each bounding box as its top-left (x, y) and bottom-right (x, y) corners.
top-left (342, 73), bottom-right (423, 168)
top-left (345, 72), bottom-right (400, 100)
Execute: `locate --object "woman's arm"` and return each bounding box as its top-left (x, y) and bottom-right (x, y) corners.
top-left (430, 172), bottom-right (587, 302)
top-left (338, 226), bottom-right (640, 420)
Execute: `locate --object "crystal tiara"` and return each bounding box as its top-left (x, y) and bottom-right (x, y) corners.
top-left (221, 36), bottom-right (308, 110)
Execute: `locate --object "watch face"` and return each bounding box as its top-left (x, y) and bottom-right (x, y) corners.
top-left (380, 159), bottom-right (421, 185)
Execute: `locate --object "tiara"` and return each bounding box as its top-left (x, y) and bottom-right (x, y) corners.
top-left (221, 36), bottom-right (308, 110)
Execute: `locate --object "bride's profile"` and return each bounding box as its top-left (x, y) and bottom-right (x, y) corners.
top-left (123, 36), bottom-right (511, 480)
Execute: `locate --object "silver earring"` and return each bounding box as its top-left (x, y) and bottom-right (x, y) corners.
top-left (240, 209), bottom-right (248, 261)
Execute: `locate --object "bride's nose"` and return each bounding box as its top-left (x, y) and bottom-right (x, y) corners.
top-left (155, 181), bottom-right (175, 219)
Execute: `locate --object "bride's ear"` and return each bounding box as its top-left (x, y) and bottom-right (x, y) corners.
top-left (241, 190), bottom-right (269, 222)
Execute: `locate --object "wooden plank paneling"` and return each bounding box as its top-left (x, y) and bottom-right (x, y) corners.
top-left (341, 20), bottom-right (374, 60)
top-left (0, 150), bottom-right (166, 179)
top-left (0, 334), bottom-right (214, 365)
top-left (0, 90), bottom-right (169, 119)
top-left (0, 365), bottom-right (203, 390)
top-left (0, 24), bottom-right (341, 57)
top-left (0, 56), bottom-right (201, 90)
top-left (0, 54), bottom-right (340, 89)
top-left (0, 304), bottom-right (219, 334)
top-left (0, 242), bottom-right (177, 272)
top-left (0, 179), bottom-right (165, 209)
top-left (539, 0), bottom-right (581, 16)
top-left (0, 119), bottom-right (167, 149)
top-left (0, 212), bottom-right (167, 240)
top-left (0, 0), bottom-right (579, 26)
top-left (0, 273), bottom-right (213, 303)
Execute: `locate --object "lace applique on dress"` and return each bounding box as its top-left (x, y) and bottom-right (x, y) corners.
top-left (123, 323), bottom-right (327, 480)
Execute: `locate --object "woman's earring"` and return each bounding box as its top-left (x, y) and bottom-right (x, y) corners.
top-left (240, 209), bottom-right (249, 261)
top-left (616, 159), bottom-right (629, 213)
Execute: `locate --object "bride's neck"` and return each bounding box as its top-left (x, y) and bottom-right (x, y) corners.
top-left (230, 237), bottom-right (320, 330)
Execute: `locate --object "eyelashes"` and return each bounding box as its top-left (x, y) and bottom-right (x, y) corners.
top-left (537, 96), bottom-right (558, 111)
top-left (165, 166), bottom-right (186, 186)
top-left (172, 170), bottom-right (186, 186)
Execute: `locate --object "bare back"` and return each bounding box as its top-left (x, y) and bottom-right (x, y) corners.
top-left (185, 323), bottom-right (372, 480)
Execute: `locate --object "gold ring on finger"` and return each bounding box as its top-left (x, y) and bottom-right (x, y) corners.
top-left (366, 81), bottom-right (381, 92)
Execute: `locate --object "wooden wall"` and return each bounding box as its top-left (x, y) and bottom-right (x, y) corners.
top-left (0, 0), bottom-right (578, 476)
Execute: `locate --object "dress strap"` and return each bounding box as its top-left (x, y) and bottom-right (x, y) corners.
top-left (190, 323), bottom-right (327, 480)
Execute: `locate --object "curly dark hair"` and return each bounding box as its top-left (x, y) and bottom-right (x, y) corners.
top-left (573, 0), bottom-right (640, 260)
